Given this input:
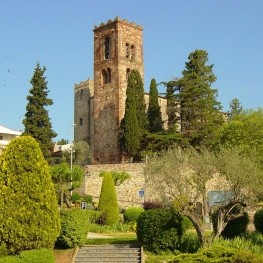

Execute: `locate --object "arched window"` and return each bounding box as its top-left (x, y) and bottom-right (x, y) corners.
top-left (102, 68), bottom-right (111, 84)
top-left (104, 36), bottom-right (110, 59)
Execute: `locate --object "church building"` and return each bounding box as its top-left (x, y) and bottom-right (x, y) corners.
top-left (74, 17), bottom-right (167, 164)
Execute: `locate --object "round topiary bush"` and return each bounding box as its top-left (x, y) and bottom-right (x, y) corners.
top-left (98, 172), bottom-right (119, 225)
top-left (212, 206), bottom-right (249, 239)
top-left (254, 208), bottom-right (263, 234)
top-left (124, 207), bottom-right (144, 223)
top-left (136, 208), bottom-right (183, 253)
top-left (0, 136), bottom-right (60, 254)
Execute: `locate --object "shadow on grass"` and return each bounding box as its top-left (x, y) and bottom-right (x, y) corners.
top-left (86, 237), bottom-right (139, 245)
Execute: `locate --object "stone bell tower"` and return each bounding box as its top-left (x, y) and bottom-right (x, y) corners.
top-left (92, 17), bottom-right (144, 163)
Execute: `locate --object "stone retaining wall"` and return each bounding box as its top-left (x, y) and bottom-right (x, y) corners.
top-left (85, 163), bottom-right (146, 208)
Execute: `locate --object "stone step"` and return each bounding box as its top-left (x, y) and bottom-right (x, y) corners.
top-left (74, 244), bottom-right (142, 263)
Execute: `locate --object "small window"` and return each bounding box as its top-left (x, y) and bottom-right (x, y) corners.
top-left (126, 68), bottom-right (131, 80)
top-left (102, 68), bottom-right (111, 84)
top-left (0, 136), bottom-right (3, 140)
top-left (131, 45), bottom-right (135, 60)
top-left (80, 89), bottom-right (83, 98)
top-left (104, 36), bottom-right (110, 59)
top-left (79, 118), bottom-right (83, 126)
top-left (102, 69), bottom-right (107, 84)
top-left (126, 43), bottom-right (130, 58)
top-left (107, 68), bottom-right (111, 83)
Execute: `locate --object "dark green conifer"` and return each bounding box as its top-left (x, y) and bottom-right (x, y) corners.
top-left (175, 49), bottom-right (224, 147)
top-left (23, 63), bottom-right (57, 159)
top-left (147, 79), bottom-right (163, 133)
top-left (121, 70), bottom-right (146, 158)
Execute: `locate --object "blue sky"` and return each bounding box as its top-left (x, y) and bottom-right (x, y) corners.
top-left (1, 0), bottom-right (263, 141)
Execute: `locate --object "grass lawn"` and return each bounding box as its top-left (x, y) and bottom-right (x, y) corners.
top-left (86, 231), bottom-right (138, 245)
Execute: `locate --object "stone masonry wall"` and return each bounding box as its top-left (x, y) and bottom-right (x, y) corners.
top-left (84, 163), bottom-right (231, 210)
top-left (85, 163), bottom-right (146, 208)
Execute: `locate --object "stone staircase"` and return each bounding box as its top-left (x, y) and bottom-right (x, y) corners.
top-left (73, 244), bottom-right (143, 263)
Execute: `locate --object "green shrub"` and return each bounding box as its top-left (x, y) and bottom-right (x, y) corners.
top-left (212, 206), bottom-right (249, 239)
top-left (0, 244), bottom-right (8, 257)
top-left (82, 194), bottom-right (93, 205)
top-left (98, 172), bottom-right (119, 225)
top-left (124, 207), bottom-right (144, 223)
top-left (56, 209), bottom-right (89, 248)
top-left (0, 136), bottom-right (60, 254)
top-left (71, 192), bottom-right (81, 204)
top-left (19, 249), bottom-right (54, 263)
top-left (254, 208), bottom-right (263, 234)
top-left (179, 232), bottom-right (200, 253)
top-left (136, 208), bottom-right (183, 253)
top-left (86, 210), bottom-right (102, 224)
top-left (143, 201), bottom-right (164, 210)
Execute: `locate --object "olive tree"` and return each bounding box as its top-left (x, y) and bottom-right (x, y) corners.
top-left (145, 146), bottom-right (263, 246)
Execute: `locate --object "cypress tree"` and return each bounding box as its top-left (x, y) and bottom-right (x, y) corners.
top-left (166, 80), bottom-right (178, 131)
top-left (23, 63), bottom-right (57, 159)
top-left (98, 172), bottom-right (119, 225)
top-left (0, 136), bottom-right (60, 253)
top-left (132, 69), bottom-right (147, 130)
top-left (121, 70), bottom-right (146, 158)
top-left (175, 49), bottom-right (224, 147)
top-left (147, 78), bottom-right (163, 133)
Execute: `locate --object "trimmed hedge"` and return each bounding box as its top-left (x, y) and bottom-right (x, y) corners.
top-left (171, 245), bottom-right (263, 263)
top-left (124, 207), bottom-right (144, 223)
top-left (98, 172), bottom-right (119, 225)
top-left (254, 208), bottom-right (263, 234)
top-left (0, 136), bottom-right (60, 253)
top-left (56, 209), bottom-right (89, 248)
top-left (136, 208), bottom-right (183, 253)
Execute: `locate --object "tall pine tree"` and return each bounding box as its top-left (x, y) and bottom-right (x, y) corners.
top-left (175, 50), bottom-right (224, 147)
top-left (23, 63), bottom-right (57, 158)
top-left (147, 78), bottom-right (163, 133)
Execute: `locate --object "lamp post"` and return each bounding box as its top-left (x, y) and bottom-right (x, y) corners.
top-left (70, 124), bottom-right (76, 196)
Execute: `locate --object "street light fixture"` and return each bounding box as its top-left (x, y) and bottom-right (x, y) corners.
top-left (70, 124), bottom-right (76, 196)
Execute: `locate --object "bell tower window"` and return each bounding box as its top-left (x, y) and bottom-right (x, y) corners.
top-left (104, 36), bottom-right (110, 59)
top-left (126, 43), bottom-right (130, 58)
top-left (102, 68), bottom-right (111, 84)
top-left (131, 45), bottom-right (135, 61)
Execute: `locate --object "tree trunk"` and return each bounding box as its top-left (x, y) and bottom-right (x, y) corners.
top-left (184, 211), bottom-right (206, 247)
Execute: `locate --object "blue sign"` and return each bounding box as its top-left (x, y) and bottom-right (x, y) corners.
top-left (138, 189), bottom-right (145, 198)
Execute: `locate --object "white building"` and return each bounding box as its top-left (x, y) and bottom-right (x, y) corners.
top-left (0, 125), bottom-right (22, 152)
